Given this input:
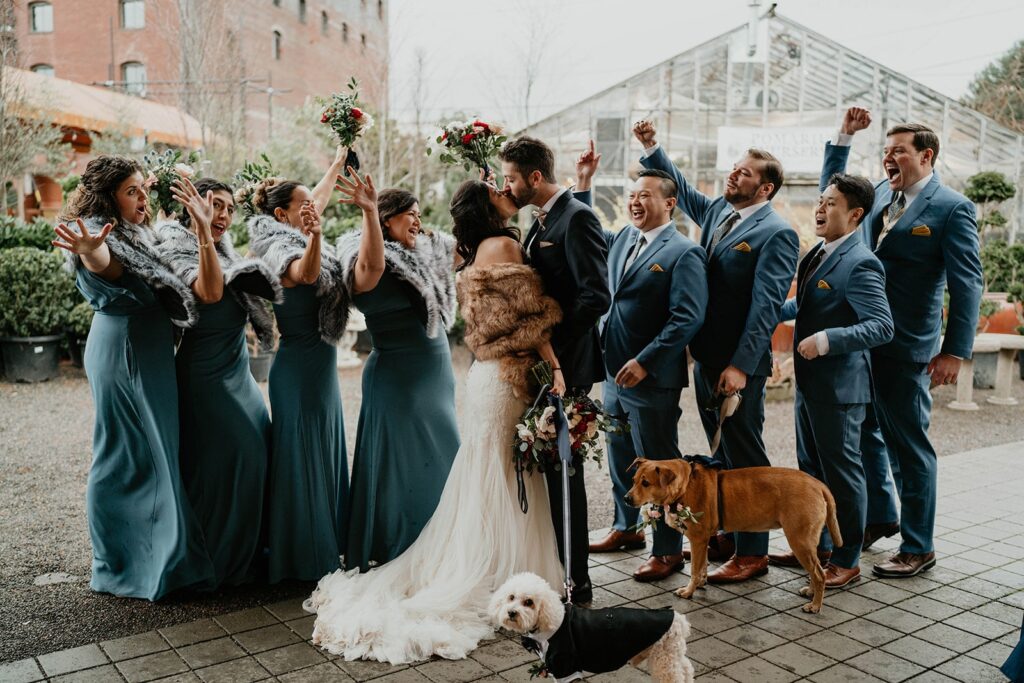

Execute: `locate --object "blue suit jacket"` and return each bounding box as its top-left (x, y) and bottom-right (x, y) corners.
top-left (779, 235), bottom-right (894, 404)
top-left (820, 143), bottom-right (983, 362)
top-left (601, 223), bottom-right (708, 390)
top-left (641, 146), bottom-right (799, 376)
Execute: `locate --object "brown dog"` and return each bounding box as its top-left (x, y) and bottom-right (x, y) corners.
top-left (626, 458), bottom-right (841, 613)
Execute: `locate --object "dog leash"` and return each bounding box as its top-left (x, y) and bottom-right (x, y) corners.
top-left (708, 392), bottom-right (741, 455)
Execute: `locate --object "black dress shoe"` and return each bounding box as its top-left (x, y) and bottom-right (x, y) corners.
top-left (862, 522), bottom-right (900, 551)
top-left (567, 582), bottom-right (593, 606)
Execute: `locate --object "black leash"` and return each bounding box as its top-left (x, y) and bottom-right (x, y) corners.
top-left (516, 382), bottom-right (554, 514)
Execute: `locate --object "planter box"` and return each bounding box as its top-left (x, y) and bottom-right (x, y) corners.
top-left (249, 352), bottom-right (275, 383)
top-left (0, 335), bottom-right (63, 382)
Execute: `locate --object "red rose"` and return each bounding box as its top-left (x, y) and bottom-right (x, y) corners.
top-left (473, 120), bottom-right (490, 131)
top-left (441, 131), bottom-right (448, 140)
top-left (351, 107), bottom-right (363, 119)
top-left (321, 113), bottom-right (329, 123)
top-left (462, 133), bottom-right (475, 144)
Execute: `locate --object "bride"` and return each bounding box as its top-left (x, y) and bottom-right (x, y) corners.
top-left (304, 173), bottom-right (566, 664)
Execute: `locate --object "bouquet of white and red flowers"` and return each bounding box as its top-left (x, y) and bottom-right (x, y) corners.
top-left (143, 149), bottom-right (200, 216)
top-left (428, 119), bottom-right (506, 174)
top-left (232, 153), bottom-right (279, 218)
top-left (317, 78), bottom-right (374, 173)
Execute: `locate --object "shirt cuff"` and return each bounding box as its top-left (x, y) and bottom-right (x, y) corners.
top-left (641, 142), bottom-right (661, 158)
top-left (832, 132), bottom-right (853, 147)
top-left (815, 330), bottom-right (830, 356)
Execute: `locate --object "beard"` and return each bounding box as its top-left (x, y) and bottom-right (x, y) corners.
top-left (508, 184), bottom-right (536, 209)
top-left (723, 185), bottom-right (757, 205)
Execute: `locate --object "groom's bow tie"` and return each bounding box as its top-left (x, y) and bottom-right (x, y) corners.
top-left (532, 209), bottom-right (548, 228)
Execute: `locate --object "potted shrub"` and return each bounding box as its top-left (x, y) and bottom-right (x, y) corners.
top-left (66, 301), bottom-right (94, 368)
top-left (0, 248), bottom-right (77, 382)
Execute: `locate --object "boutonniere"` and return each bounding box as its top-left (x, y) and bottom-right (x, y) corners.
top-left (733, 242), bottom-right (752, 253)
top-left (910, 225), bottom-right (931, 237)
top-left (817, 280), bottom-right (831, 290)
top-left (649, 263), bottom-right (664, 272)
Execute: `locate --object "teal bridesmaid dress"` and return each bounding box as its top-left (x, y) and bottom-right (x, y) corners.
top-left (266, 284), bottom-right (349, 582)
top-left (77, 267), bottom-right (215, 600)
top-left (345, 270), bottom-right (460, 571)
top-left (176, 294), bottom-right (270, 586)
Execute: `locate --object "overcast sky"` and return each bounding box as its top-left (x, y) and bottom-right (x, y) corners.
top-left (385, 0), bottom-right (1023, 129)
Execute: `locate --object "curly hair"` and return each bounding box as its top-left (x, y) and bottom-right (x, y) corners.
top-left (250, 177), bottom-right (302, 217)
top-left (59, 155), bottom-right (146, 225)
top-left (180, 178), bottom-right (234, 230)
top-left (449, 179), bottom-right (520, 269)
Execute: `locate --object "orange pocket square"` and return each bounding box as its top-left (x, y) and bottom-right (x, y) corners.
top-left (733, 242), bottom-right (752, 253)
top-left (649, 264), bottom-right (664, 272)
top-left (911, 225), bottom-right (932, 236)
top-left (817, 280), bottom-right (831, 290)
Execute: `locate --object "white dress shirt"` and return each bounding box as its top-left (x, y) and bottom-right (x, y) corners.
top-left (525, 188), bottom-right (569, 251)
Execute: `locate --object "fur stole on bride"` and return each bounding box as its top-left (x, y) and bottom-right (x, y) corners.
top-left (457, 263), bottom-right (562, 399)
top-left (64, 216), bottom-right (199, 327)
top-left (247, 214), bottom-right (350, 344)
top-left (154, 220), bottom-right (283, 350)
top-left (335, 230), bottom-right (457, 339)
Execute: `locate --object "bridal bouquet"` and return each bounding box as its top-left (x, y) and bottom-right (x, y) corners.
top-left (233, 153), bottom-right (279, 218)
top-left (512, 363), bottom-right (626, 476)
top-left (317, 77), bottom-right (374, 172)
top-left (143, 149), bottom-right (200, 216)
top-left (428, 119), bottom-right (506, 173)
top-left (635, 502), bottom-right (704, 533)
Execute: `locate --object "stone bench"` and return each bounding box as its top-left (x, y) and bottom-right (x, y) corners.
top-left (948, 333), bottom-right (1024, 411)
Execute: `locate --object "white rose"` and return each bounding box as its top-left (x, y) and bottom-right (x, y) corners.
top-left (585, 422), bottom-right (598, 439)
top-left (516, 424), bottom-right (534, 443)
top-left (173, 163), bottom-right (195, 178)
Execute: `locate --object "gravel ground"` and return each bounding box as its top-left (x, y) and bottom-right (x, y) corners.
top-left (2, 346), bottom-right (1023, 662)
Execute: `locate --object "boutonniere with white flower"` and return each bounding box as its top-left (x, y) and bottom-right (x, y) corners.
top-left (143, 149), bottom-right (201, 217)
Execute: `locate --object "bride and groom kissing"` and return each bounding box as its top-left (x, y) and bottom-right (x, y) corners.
top-left (302, 136), bottom-right (611, 664)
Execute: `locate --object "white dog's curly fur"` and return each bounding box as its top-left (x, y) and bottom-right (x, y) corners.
top-left (490, 573), bottom-right (694, 683)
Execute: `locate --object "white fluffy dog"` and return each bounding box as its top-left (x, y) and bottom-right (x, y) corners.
top-left (490, 572), bottom-right (694, 683)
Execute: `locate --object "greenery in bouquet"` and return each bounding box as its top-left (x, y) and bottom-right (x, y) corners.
top-left (317, 77), bottom-right (374, 148)
top-left (428, 119), bottom-right (506, 173)
top-left (635, 502), bottom-right (704, 534)
top-left (512, 362), bottom-right (627, 475)
top-left (142, 149), bottom-right (200, 216)
top-left (232, 153), bottom-right (279, 218)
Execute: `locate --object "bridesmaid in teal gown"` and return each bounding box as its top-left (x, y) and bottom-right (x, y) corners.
top-left (334, 175), bottom-right (460, 571)
top-left (52, 156), bottom-right (214, 600)
top-left (156, 178), bottom-right (282, 586)
top-left (245, 152), bottom-right (355, 582)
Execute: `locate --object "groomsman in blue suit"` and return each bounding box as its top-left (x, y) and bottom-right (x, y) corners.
top-left (635, 120), bottom-right (799, 584)
top-left (585, 169), bottom-right (708, 582)
top-left (770, 173), bottom-right (894, 587)
top-left (821, 107), bottom-right (983, 577)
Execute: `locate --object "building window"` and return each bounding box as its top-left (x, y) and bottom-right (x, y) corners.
top-left (272, 30), bottom-right (282, 60)
top-left (378, 0), bottom-right (383, 20)
top-left (272, 0), bottom-right (280, 6)
top-left (298, 0), bottom-right (306, 23)
top-left (120, 0), bottom-right (144, 28)
top-left (31, 64), bottom-right (55, 77)
top-left (320, 10), bottom-right (328, 35)
top-left (29, 2), bottom-right (53, 33)
top-left (360, 33), bottom-right (366, 52)
top-left (121, 61), bottom-right (146, 96)
top-left (341, 22), bottom-right (348, 43)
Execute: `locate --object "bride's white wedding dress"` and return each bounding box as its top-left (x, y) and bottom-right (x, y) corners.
top-left (304, 358), bottom-right (564, 664)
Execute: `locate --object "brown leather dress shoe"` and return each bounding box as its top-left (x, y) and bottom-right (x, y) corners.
top-left (706, 555), bottom-right (769, 584)
top-left (589, 529), bottom-right (646, 553)
top-left (823, 563), bottom-right (861, 588)
top-left (872, 551), bottom-right (936, 578)
top-left (632, 554), bottom-right (685, 582)
top-left (683, 532), bottom-right (735, 562)
top-left (767, 549), bottom-right (831, 568)
top-left (862, 521), bottom-right (900, 551)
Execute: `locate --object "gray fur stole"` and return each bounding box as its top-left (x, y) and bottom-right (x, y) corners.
top-left (154, 220), bottom-right (283, 350)
top-left (246, 214), bottom-right (350, 343)
top-left (336, 230), bottom-right (456, 338)
top-left (64, 216), bottom-right (198, 327)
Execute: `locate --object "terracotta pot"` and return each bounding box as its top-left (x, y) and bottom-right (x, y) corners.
top-left (982, 295), bottom-right (1023, 334)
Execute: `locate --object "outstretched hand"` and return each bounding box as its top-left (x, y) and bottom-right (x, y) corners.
top-left (633, 120), bottom-right (657, 148)
top-left (575, 139), bottom-right (601, 186)
top-left (171, 176), bottom-right (215, 238)
top-left (841, 107), bottom-right (872, 135)
top-left (52, 218), bottom-right (112, 255)
top-left (299, 203), bottom-right (322, 236)
top-left (335, 166), bottom-right (377, 213)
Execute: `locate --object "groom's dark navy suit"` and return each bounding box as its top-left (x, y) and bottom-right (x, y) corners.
top-left (524, 188), bottom-right (610, 593)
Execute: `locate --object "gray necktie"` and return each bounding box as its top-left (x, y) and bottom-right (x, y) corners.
top-left (622, 234), bottom-right (647, 276)
top-left (876, 192), bottom-right (906, 247)
top-left (709, 211), bottom-right (741, 252)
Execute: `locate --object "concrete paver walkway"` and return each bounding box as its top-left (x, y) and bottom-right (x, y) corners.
top-left (2, 442), bottom-right (1021, 682)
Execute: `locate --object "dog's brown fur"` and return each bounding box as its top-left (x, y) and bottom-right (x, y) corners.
top-left (626, 459), bottom-right (842, 613)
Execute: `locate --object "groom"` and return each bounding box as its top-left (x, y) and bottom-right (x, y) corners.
top-left (500, 136), bottom-right (610, 605)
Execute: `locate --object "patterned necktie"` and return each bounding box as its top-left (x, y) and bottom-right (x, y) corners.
top-left (525, 209), bottom-right (547, 251)
top-left (876, 192), bottom-right (906, 247)
top-left (799, 247), bottom-right (826, 297)
top-left (709, 211), bottom-right (741, 252)
top-left (621, 234), bottom-right (647, 277)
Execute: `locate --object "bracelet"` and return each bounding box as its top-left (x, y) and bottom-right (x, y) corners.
top-left (552, 367), bottom-right (562, 371)
top-left (199, 241), bottom-right (211, 249)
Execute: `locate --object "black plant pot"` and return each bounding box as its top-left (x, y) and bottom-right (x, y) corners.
top-left (249, 352), bottom-right (275, 383)
top-left (67, 332), bottom-right (87, 368)
top-left (0, 335), bottom-right (63, 382)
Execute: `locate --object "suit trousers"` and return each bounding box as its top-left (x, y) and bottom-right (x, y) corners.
top-left (603, 379), bottom-right (684, 556)
top-left (870, 353), bottom-right (938, 554)
top-left (693, 361), bottom-right (770, 556)
top-left (794, 391), bottom-right (867, 568)
top-left (859, 404), bottom-right (900, 525)
top-left (543, 385), bottom-right (593, 590)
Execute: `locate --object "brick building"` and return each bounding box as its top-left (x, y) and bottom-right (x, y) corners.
top-left (15, 0), bottom-right (389, 145)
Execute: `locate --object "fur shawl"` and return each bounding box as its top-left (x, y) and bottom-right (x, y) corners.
top-left (336, 230), bottom-right (457, 338)
top-left (64, 216), bottom-right (199, 327)
top-left (246, 214), bottom-right (350, 344)
top-left (457, 263), bottom-right (562, 398)
top-left (154, 220), bottom-right (283, 350)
